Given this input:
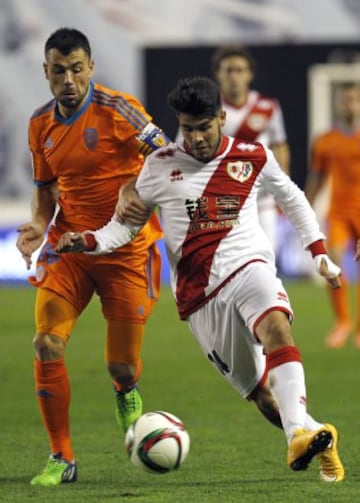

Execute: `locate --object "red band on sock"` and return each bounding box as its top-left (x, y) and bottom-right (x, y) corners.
top-left (266, 346), bottom-right (302, 370)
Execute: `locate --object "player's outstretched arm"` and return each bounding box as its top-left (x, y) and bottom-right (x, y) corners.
top-left (56, 214), bottom-right (143, 255)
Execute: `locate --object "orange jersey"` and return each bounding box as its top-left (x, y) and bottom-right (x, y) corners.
top-left (29, 81), bottom-right (162, 249)
top-left (311, 128), bottom-right (360, 217)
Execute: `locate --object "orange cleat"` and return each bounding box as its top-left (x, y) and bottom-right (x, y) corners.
top-left (354, 333), bottom-right (360, 349)
top-left (326, 322), bottom-right (352, 349)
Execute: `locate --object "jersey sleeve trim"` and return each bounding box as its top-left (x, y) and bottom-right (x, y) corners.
top-left (31, 99), bottom-right (56, 119)
top-left (34, 177), bottom-right (57, 187)
top-left (92, 88), bottom-right (149, 131)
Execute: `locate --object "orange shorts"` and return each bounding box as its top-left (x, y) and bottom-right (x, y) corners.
top-left (30, 233), bottom-right (161, 324)
top-left (326, 213), bottom-right (360, 249)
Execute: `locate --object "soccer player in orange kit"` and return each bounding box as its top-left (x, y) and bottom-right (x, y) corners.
top-left (306, 81), bottom-right (360, 349)
top-left (16, 27), bottom-right (169, 487)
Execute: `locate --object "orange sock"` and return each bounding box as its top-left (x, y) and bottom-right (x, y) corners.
top-left (34, 357), bottom-right (74, 461)
top-left (328, 277), bottom-right (351, 324)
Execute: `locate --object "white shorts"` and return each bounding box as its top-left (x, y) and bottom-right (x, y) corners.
top-left (187, 261), bottom-right (293, 398)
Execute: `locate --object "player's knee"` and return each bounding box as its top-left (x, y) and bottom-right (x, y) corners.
top-left (107, 361), bottom-right (137, 387)
top-left (257, 311), bottom-right (293, 350)
top-left (33, 333), bottom-right (65, 361)
top-left (269, 322), bottom-right (292, 346)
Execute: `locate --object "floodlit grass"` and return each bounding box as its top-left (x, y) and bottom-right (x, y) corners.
top-left (0, 280), bottom-right (359, 502)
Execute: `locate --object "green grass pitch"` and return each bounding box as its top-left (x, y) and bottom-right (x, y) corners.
top-left (0, 281), bottom-right (359, 502)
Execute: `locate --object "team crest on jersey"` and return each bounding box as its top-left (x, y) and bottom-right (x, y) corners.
top-left (227, 161), bottom-right (253, 183)
top-left (246, 113), bottom-right (268, 131)
top-left (84, 128), bottom-right (98, 150)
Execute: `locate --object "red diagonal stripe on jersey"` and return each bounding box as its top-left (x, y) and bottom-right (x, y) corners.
top-left (233, 97), bottom-right (275, 142)
top-left (176, 139), bottom-right (267, 318)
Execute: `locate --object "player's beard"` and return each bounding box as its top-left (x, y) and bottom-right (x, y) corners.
top-left (193, 126), bottom-right (222, 162)
top-left (58, 83), bottom-right (90, 111)
top-left (58, 93), bottom-right (84, 109)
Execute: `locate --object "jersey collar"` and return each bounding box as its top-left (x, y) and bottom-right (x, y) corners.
top-left (183, 135), bottom-right (229, 162)
top-left (54, 81), bottom-right (94, 125)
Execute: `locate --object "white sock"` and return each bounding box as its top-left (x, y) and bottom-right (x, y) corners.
top-left (268, 361), bottom-right (307, 444)
top-left (304, 414), bottom-right (324, 431)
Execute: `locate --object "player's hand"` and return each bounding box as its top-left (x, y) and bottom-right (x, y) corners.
top-left (314, 254), bottom-right (342, 289)
top-left (355, 240), bottom-right (360, 261)
top-left (16, 222), bottom-right (46, 270)
top-left (55, 232), bottom-right (87, 253)
top-left (116, 189), bottom-right (151, 226)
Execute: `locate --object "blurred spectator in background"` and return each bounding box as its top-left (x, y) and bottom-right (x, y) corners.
top-left (0, 0), bottom-right (49, 198)
top-left (0, 108), bottom-right (6, 184)
top-left (0, 95), bottom-right (33, 198)
top-left (211, 45), bottom-right (291, 254)
top-left (306, 81), bottom-right (360, 349)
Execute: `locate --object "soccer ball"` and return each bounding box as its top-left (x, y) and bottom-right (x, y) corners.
top-left (125, 411), bottom-right (190, 473)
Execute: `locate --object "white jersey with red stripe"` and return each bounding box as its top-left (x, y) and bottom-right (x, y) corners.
top-left (92, 136), bottom-right (324, 319)
top-left (221, 90), bottom-right (287, 147)
top-left (222, 89), bottom-right (287, 227)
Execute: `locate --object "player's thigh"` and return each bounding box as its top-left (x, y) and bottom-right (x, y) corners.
top-left (327, 215), bottom-right (352, 263)
top-left (35, 288), bottom-right (80, 343)
top-left (31, 241), bottom-right (96, 317)
top-left (328, 214), bottom-right (360, 259)
top-left (230, 261), bottom-right (293, 335)
top-left (94, 245), bottom-right (161, 323)
top-left (188, 296), bottom-right (266, 398)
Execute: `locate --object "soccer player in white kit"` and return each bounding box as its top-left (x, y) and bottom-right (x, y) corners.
top-left (56, 77), bottom-right (344, 482)
top-left (212, 45), bottom-right (290, 252)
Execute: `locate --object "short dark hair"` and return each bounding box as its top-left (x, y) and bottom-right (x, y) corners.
top-left (211, 45), bottom-right (255, 75)
top-left (45, 27), bottom-right (91, 58)
top-left (167, 76), bottom-right (221, 117)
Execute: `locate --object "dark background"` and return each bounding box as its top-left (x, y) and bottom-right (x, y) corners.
top-left (145, 42), bottom-right (360, 189)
